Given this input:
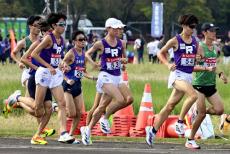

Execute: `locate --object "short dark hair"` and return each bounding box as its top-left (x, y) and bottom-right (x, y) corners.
top-left (178, 14), bottom-right (198, 26)
top-left (39, 20), bottom-right (51, 32)
top-left (27, 15), bottom-right (42, 26)
top-left (47, 12), bottom-right (67, 27)
top-left (72, 31), bottom-right (86, 41)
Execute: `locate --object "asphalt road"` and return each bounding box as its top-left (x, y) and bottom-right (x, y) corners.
top-left (0, 138), bottom-right (229, 154)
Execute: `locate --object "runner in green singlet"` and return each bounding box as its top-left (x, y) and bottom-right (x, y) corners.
top-left (185, 23), bottom-right (228, 149)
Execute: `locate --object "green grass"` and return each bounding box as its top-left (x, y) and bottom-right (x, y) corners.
top-left (0, 61), bottom-right (230, 144)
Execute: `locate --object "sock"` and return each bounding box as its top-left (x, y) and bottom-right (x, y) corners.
top-left (152, 127), bottom-right (157, 134)
top-left (178, 119), bottom-right (184, 123)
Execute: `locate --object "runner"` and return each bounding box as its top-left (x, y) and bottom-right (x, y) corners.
top-left (62, 30), bottom-right (97, 144)
top-left (86, 19), bottom-right (129, 126)
top-left (145, 14), bottom-right (201, 146)
top-left (186, 23), bottom-right (228, 149)
top-left (5, 20), bottom-right (55, 145)
top-left (81, 18), bottom-right (133, 145)
top-left (11, 15), bottom-right (41, 97)
top-left (31, 12), bottom-right (74, 143)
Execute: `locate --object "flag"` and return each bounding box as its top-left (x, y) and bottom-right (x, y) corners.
top-left (151, 2), bottom-right (163, 37)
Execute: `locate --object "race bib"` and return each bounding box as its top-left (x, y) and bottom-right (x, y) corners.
top-left (181, 54), bottom-right (196, 66)
top-left (74, 67), bottom-right (85, 78)
top-left (106, 57), bottom-right (121, 70)
top-left (204, 58), bottom-right (216, 67)
top-left (50, 53), bottom-right (61, 66)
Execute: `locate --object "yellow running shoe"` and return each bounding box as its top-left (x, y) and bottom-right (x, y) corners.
top-left (31, 135), bottom-right (48, 145)
top-left (41, 128), bottom-right (56, 138)
top-left (2, 99), bottom-right (11, 118)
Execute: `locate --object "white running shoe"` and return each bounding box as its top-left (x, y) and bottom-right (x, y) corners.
top-left (8, 90), bottom-right (21, 106)
top-left (80, 126), bottom-right (91, 145)
top-left (99, 117), bottom-right (111, 134)
top-left (145, 126), bottom-right (156, 146)
top-left (185, 139), bottom-right (200, 149)
top-left (175, 121), bottom-right (185, 136)
top-left (58, 132), bottom-right (75, 144)
top-left (72, 139), bottom-right (81, 144)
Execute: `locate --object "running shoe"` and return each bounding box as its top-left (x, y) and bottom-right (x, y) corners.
top-left (7, 90), bottom-right (21, 106)
top-left (72, 139), bottom-right (81, 144)
top-left (41, 128), bottom-right (56, 138)
top-left (80, 126), bottom-right (91, 145)
top-left (175, 121), bottom-right (185, 136)
top-left (185, 139), bottom-right (200, 149)
top-left (31, 135), bottom-right (48, 145)
top-left (145, 126), bottom-right (156, 146)
top-left (58, 132), bottom-right (75, 144)
top-left (99, 117), bottom-right (111, 134)
top-left (2, 99), bottom-right (11, 118)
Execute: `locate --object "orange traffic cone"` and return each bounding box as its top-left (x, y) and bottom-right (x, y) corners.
top-left (135, 83), bottom-right (154, 130)
top-left (122, 71), bottom-right (129, 86)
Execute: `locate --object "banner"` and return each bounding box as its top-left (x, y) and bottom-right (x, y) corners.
top-left (151, 2), bottom-right (163, 37)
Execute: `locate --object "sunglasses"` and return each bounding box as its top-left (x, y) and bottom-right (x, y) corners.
top-left (188, 24), bottom-right (197, 29)
top-left (56, 22), bottom-right (66, 27)
top-left (77, 38), bottom-right (86, 42)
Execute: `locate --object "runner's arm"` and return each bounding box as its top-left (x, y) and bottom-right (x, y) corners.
top-left (85, 41), bottom-right (103, 67)
top-left (157, 37), bottom-right (177, 70)
top-left (21, 41), bottom-right (40, 70)
top-left (31, 36), bottom-right (53, 69)
top-left (11, 39), bottom-right (25, 67)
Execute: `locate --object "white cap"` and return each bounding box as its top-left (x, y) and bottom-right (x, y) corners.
top-left (105, 18), bottom-right (126, 28)
top-left (117, 20), bottom-right (126, 28)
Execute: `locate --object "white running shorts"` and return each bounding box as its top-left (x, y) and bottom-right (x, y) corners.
top-left (168, 69), bottom-right (193, 89)
top-left (96, 71), bottom-right (122, 93)
top-left (21, 68), bottom-right (30, 87)
top-left (35, 67), bottom-right (63, 89)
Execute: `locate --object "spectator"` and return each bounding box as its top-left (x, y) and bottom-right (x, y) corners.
top-left (134, 34), bottom-right (145, 64)
top-left (0, 36), bottom-right (6, 65)
top-left (222, 39), bottom-right (230, 64)
top-left (4, 34), bottom-right (12, 63)
top-left (146, 37), bottom-right (160, 63)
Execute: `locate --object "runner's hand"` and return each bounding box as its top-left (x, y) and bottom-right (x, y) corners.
top-left (48, 66), bottom-right (56, 75)
top-left (220, 73), bottom-right (228, 84)
top-left (121, 58), bottom-right (128, 64)
top-left (167, 63), bottom-right (176, 71)
top-left (206, 66), bottom-right (216, 72)
top-left (18, 62), bottom-right (25, 69)
top-left (67, 79), bottom-right (75, 85)
top-left (93, 62), bottom-right (101, 70)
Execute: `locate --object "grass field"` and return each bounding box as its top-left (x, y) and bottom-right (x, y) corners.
top-left (0, 61), bottom-right (230, 143)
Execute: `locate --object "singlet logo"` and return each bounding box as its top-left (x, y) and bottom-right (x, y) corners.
top-left (111, 49), bottom-right (118, 57)
top-left (185, 46), bottom-right (193, 54)
top-left (53, 43), bottom-right (62, 54)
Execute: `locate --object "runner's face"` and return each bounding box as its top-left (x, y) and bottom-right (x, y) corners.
top-left (30, 21), bottom-right (40, 35)
top-left (75, 34), bottom-right (86, 48)
top-left (55, 18), bottom-right (66, 34)
top-left (108, 28), bottom-right (119, 37)
top-left (184, 24), bottom-right (196, 35)
top-left (205, 29), bottom-right (217, 41)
